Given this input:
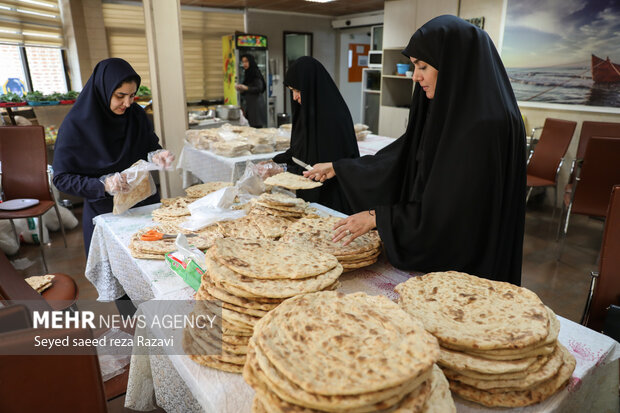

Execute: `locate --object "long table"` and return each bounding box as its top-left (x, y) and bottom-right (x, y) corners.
top-left (177, 134), bottom-right (396, 187)
top-left (85, 204), bottom-right (620, 413)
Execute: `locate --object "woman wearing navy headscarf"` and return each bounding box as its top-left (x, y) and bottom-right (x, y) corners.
top-left (53, 58), bottom-right (174, 255)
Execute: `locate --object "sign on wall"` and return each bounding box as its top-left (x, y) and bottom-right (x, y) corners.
top-left (501, 0), bottom-right (620, 108)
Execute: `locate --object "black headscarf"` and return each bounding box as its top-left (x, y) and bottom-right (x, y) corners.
top-left (274, 56), bottom-right (360, 213)
top-left (333, 15), bottom-right (526, 285)
top-left (53, 58), bottom-right (160, 178)
top-left (241, 54), bottom-right (265, 93)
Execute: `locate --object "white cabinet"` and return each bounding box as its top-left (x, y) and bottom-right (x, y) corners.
top-left (383, 0), bottom-right (416, 49)
top-left (379, 106), bottom-right (410, 138)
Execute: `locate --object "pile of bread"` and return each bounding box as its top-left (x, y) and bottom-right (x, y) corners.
top-left (185, 124), bottom-right (290, 157)
top-left (184, 238), bottom-right (343, 373)
top-left (244, 291), bottom-right (456, 412)
top-left (396, 271), bottom-right (576, 408)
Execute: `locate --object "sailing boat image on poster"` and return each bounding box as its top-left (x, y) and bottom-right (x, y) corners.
top-left (501, 0), bottom-right (620, 108)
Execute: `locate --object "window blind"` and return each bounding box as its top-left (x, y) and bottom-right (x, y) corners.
top-left (0, 0), bottom-right (64, 47)
top-left (102, 2), bottom-right (243, 101)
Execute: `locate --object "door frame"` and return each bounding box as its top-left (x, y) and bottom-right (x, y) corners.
top-left (282, 31), bottom-right (313, 113)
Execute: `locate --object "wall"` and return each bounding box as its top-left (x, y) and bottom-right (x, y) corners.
top-left (337, 27), bottom-right (371, 124)
top-left (246, 9), bottom-right (337, 115)
top-left (60, 0), bottom-right (109, 90)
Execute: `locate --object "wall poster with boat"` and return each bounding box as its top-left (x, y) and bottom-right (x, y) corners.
top-left (501, 0), bottom-right (620, 108)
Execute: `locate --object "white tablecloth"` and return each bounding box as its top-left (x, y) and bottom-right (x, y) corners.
top-left (178, 134), bottom-right (395, 186)
top-left (85, 203), bottom-right (620, 413)
top-left (178, 142), bottom-right (283, 186)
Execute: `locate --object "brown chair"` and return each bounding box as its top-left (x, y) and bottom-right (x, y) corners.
top-left (0, 306), bottom-right (109, 413)
top-left (0, 125), bottom-right (67, 272)
top-left (525, 118), bottom-right (577, 216)
top-left (558, 137), bottom-right (620, 255)
top-left (0, 292), bottom-right (130, 412)
top-left (565, 121), bottom-right (620, 196)
top-left (581, 185), bottom-right (620, 333)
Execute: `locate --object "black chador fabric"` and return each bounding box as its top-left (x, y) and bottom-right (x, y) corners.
top-left (273, 56), bottom-right (360, 214)
top-left (333, 16), bottom-right (526, 285)
top-left (240, 54), bottom-right (267, 128)
top-left (53, 58), bottom-right (160, 254)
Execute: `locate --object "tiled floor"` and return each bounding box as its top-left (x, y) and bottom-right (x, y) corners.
top-left (10, 203), bottom-right (603, 322)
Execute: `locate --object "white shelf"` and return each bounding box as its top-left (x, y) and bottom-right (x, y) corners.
top-left (363, 89), bottom-right (381, 94)
top-left (382, 75), bottom-right (410, 79)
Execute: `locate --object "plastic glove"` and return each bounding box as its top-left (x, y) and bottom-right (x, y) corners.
top-left (101, 172), bottom-right (130, 195)
top-left (148, 149), bottom-right (175, 170)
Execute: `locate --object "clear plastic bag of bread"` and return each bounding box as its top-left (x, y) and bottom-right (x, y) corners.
top-left (105, 160), bottom-right (157, 215)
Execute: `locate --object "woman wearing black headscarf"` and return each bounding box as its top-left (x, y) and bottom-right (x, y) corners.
top-left (235, 54), bottom-right (267, 128)
top-left (53, 58), bottom-right (174, 255)
top-left (305, 16), bottom-right (526, 285)
top-left (273, 56), bottom-right (360, 214)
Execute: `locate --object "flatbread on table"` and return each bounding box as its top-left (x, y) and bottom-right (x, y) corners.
top-left (264, 172), bottom-right (322, 190)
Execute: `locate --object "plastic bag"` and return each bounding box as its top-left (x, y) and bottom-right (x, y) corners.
top-left (96, 328), bottom-right (132, 381)
top-left (20, 217), bottom-right (50, 244)
top-left (110, 160), bottom-right (158, 215)
top-left (180, 186), bottom-right (246, 231)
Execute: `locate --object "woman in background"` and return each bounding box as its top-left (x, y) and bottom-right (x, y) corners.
top-left (274, 56), bottom-right (359, 214)
top-left (305, 16), bottom-right (526, 285)
top-left (235, 54), bottom-right (267, 128)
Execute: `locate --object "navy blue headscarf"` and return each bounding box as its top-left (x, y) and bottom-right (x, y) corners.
top-left (53, 58), bottom-right (160, 178)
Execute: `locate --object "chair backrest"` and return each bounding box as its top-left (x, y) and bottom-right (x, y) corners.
top-left (570, 121), bottom-right (620, 184)
top-left (0, 319), bottom-right (108, 413)
top-left (572, 137), bottom-right (620, 217)
top-left (585, 185), bottom-right (620, 332)
top-left (0, 250), bottom-right (49, 305)
top-left (0, 125), bottom-right (52, 201)
top-left (527, 118), bottom-right (576, 182)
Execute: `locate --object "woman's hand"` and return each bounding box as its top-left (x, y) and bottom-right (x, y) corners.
top-left (303, 162), bottom-right (335, 182)
top-left (332, 211), bottom-right (376, 246)
top-left (151, 149), bottom-right (175, 169)
top-left (104, 173), bottom-right (129, 195)
top-left (235, 84), bottom-right (248, 92)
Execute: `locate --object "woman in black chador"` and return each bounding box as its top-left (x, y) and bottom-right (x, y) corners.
top-left (236, 54), bottom-right (267, 128)
top-left (274, 56), bottom-right (360, 214)
top-left (53, 58), bottom-right (174, 256)
top-left (305, 16), bottom-right (526, 285)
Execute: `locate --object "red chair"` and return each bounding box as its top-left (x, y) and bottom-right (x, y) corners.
top-left (558, 137), bottom-right (620, 256)
top-left (0, 125), bottom-right (67, 272)
top-left (525, 118), bottom-right (576, 217)
top-left (581, 185), bottom-right (620, 333)
top-left (565, 121), bottom-right (620, 197)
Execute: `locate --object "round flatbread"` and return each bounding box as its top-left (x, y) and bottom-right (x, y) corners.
top-left (395, 271), bottom-right (550, 351)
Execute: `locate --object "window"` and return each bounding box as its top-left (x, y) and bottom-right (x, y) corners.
top-left (0, 0), bottom-right (68, 95)
top-left (25, 46), bottom-right (67, 94)
top-left (0, 45), bottom-right (27, 94)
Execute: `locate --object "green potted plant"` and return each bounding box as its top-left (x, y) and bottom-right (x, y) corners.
top-left (26, 90), bottom-right (60, 106)
top-left (57, 91), bottom-right (79, 104)
top-left (135, 85), bottom-right (151, 101)
top-left (0, 92), bottom-right (26, 107)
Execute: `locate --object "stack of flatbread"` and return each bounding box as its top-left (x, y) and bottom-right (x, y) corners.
top-left (243, 132), bottom-right (276, 154)
top-left (25, 274), bottom-right (55, 293)
top-left (281, 216), bottom-right (382, 272)
top-left (249, 192), bottom-right (308, 219)
top-left (184, 181), bottom-right (232, 199)
top-left (128, 225), bottom-right (221, 260)
top-left (395, 271), bottom-right (576, 408)
top-left (275, 135), bottom-right (290, 151)
top-left (151, 197), bottom-right (195, 224)
top-left (211, 140), bottom-right (252, 157)
top-left (264, 172), bottom-right (322, 190)
top-left (244, 291), bottom-right (455, 412)
top-left (354, 123), bottom-right (371, 141)
top-left (185, 238), bottom-right (343, 373)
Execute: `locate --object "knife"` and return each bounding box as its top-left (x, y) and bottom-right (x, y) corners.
top-left (292, 156), bottom-right (313, 171)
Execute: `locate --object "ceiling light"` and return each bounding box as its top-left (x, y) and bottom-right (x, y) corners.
top-left (305, 0), bottom-right (336, 3)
